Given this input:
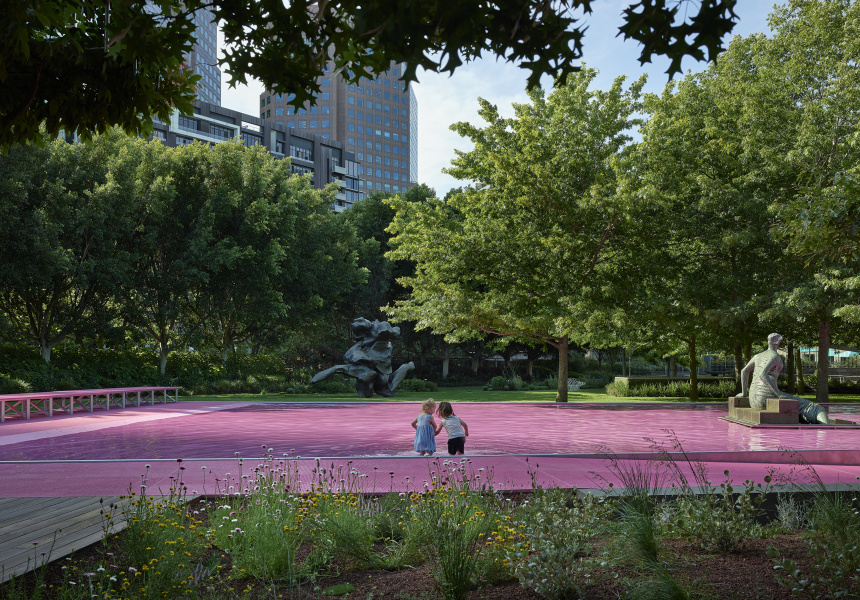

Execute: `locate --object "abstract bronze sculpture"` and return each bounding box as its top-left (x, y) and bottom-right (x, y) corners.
top-left (311, 318), bottom-right (415, 398)
top-left (737, 333), bottom-right (828, 424)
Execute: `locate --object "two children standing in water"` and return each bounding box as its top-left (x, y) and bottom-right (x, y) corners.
top-left (411, 398), bottom-right (468, 456)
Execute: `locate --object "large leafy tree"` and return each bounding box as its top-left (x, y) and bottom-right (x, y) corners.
top-left (730, 0), bottom-right (860, 401)
top-left (0, 131), bottom-right (149, 362)
top-left (186, 141), bottom-right (364, 362)
top-left (387, 69), bottom-right (645, 401)
top-left (2, 0), bottom-right (741, 146)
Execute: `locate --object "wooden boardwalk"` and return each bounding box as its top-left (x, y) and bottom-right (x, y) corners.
top-left (0, 497), bottom-right (126, 583)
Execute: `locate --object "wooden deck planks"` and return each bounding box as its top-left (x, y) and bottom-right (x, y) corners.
top-left (0, 497), bottom-right (126, 583)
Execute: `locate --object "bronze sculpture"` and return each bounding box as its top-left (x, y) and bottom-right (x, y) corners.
top-left (311, 318), bottom-right (415, 397)
top-left (737, 333), bottom-right (828, 424)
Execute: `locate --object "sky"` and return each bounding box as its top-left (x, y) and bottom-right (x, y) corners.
top-left (220, 1), bottom-right (780, 199)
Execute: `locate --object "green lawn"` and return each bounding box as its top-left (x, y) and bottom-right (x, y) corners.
top-left (182, 386), bottom-right (860, 404)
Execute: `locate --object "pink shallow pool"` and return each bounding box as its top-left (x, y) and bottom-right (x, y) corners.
top-left (1, 402), bottom-right (858, 462)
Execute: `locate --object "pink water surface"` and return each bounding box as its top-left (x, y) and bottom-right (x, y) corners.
top-left (1, 402), bottom-right (858, 462)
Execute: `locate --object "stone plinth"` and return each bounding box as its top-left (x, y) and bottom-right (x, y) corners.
top-left (727, 396), bottom-right (798, 425)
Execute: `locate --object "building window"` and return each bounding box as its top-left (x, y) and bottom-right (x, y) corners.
top-left (384, 184), bottom-right (390, 192)
top-left (393, 133), bottom-right (399, 141)
top-left (384, 144), bottom-right (391, 152)
top-left (152, 129), bottom-right (167, 141)
top-left (322, 133), bottom-right (329, 138)
top-left (384, 78), bottom-right (391, 87)
top-left (385, 118), bottom-right (391, 126)
top-left (275, 107), bottom-right (284, 116)
top-left (287, 121), bottom-right (296, 128)
top-left (348, 109), bottom-right (355, 118)
top-left (260, 98), bottom-right (266, 107)
top-left (392, 146), bottom-right (399, 155)
top-left (375, 169), bottom-right (382, 177)
top-left (266, 96), bottom-right (271, 104)
top-left (266, 110), bottom-right (271, 118)
top-left (178, 115), bottom-right (199, 131)
top-left (357, 111), bottom-right (364, 120)
top-left (322, 106), bottom-right (330, 114)
top-left (347, 123), bottom-right (355, 132)
top-left (310, 120), bottom-right (318, 128)
top-left (241, 132), bottom-right (262, 147)
top-left (376, 155), bottom-right (382, 164)
top-left (375, 89), bottom-right (381, 98)
top-left (275, 93), bottom-right (284, 101)
top-left (348, 137), bottom-right (355, 145)
top-left (402, 135), bottom-right (408, 143)
top-left (375, 102), bottom-right (382, 110)
top-left (393, 107), bottom-right (399, 116)
top-left (357, 125), bottom-right (364, 134)
top-left (348, 96), bottom-right (355, 105)
top-left (384, 91), bottom-right (391, 100)
top-left (376, 182), bottom-right (382, 190)
top-left (375, 129), bottom-right (382, 137)
top-left (211, 124), bottom-right (233, 139)
top-left (393, 67), bottom-right (400, 76)
top-left (287, 107), bottom-right (295, 115)
top-left (384, 131), bottom-right (390, 139)
top-left (366, 113), bottom-right (373, 122)
top-left (384, 104), bottom-right (391, 113)
top-left (299, 120), bottom-right (307, 128)
top-left (321, 78), bottom-right (330, 86)
top-left (384, 157), bottom-right (390, 165)
top-left (321, 119), bottom-right (330, 128)
top-left (358, 98), bottom-right (365, 108)
top-left (175, 135), bottom-right (195, 146)
top-left (357, 152), bottom-right (364, 161)
top-left (375, 142), bottom-right (382, 151)
top-left (384, 171), bottom-right (391, 179)
top-left (402, 147), bottom-right (407, 156)
top-left (393, 172), bottom-right (399, 181)
top-left (348, 83), bottom-right (354, 91)
top-left (310, 106), bottom-right (318, 115)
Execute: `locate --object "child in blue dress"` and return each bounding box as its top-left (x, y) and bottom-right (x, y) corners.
top-left (411, 398), bottom-right (438, 455)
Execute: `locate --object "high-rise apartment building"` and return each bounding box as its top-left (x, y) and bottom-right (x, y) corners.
top-left (187, 8), bottom-right (221, 105)
top-left (150, 101), bottom-right (361, 212)
top-left (260, 60), bottom-right (417, 197)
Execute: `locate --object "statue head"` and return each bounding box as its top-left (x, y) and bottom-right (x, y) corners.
top-left (351, 317), bottom-right (373, 340)
top-left (768, 333), bottom-right (783, 349)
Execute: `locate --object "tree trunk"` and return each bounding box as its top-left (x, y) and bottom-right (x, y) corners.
top-left (670, 356), bottom-right (677, 377)
top-left (41, 342), bottom-right (52, 363)
top-left (688, 336), bottom-right (698, 402)
top-left (471, 354), bottom-right (480, 375)
top-left (817, 319), bottom-right (830, 404)
top-left (442, 357), bottom-right (449, 379)
top-left (786, 341), bottom-right (795, 394)
top-left (795, 347), bottom-right (805, 394)
top-left (556, 335), bottom-right (568, 402)
top-left (159, 344), bottom-right (169, 376)
top-left (733, 342), bottom-right (744, 394)
top-left (621, 348), bottom-right (627, 377)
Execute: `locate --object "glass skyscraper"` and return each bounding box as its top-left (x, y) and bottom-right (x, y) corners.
top-left (187, 8), bottom-right (221, 106)
top-left (260, 60), bottom-right (417, 197)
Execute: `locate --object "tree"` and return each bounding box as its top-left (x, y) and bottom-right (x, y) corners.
top-left (185, 141), bottom-right (364, 362)
top-left (730, 0), bottom-right (860, 401)
top-left (2, 0), bottom-right (741, 146)
top-left (0, 131), bottom-right (148, 361)
top-left (121, 141), bottom-right (212, 375)
top-left (387, 69), bottom-right (645, 401)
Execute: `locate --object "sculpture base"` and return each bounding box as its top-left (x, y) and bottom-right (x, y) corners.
top-left (724, 396), bottom-right (860, 428)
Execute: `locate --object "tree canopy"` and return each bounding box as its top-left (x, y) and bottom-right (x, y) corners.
top-left (386, 69), bottom-right (645, 401)
top-left (2, 0), bottom-right (740, 146)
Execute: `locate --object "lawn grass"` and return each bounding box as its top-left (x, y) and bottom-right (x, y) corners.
top-left (182, 386), bottom-right (860, 404)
